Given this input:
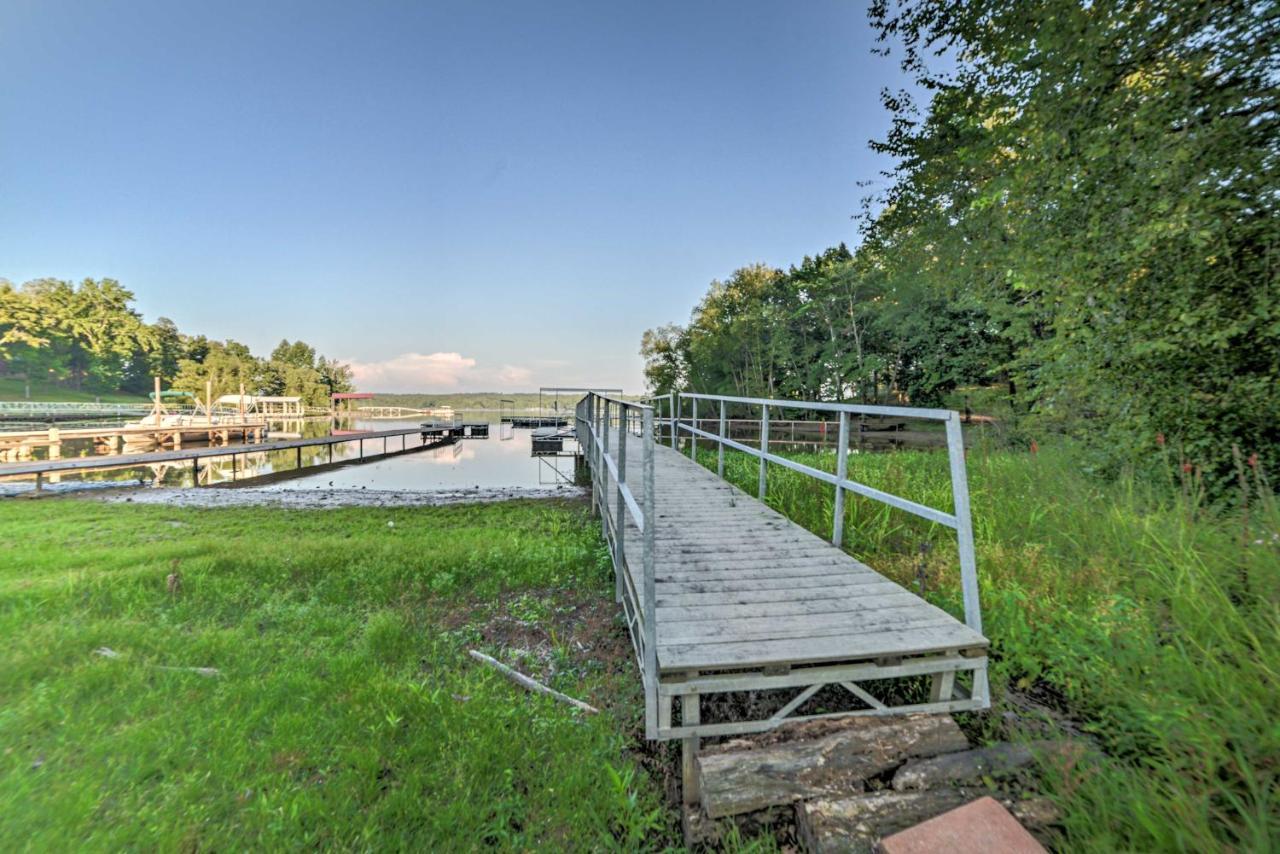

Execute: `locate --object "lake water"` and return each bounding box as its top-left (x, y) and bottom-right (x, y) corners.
top-left (258, 420), bottom-right (578, 491)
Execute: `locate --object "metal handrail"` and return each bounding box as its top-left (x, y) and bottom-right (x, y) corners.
top-left (576, 392), bottom-right (659, 737)
top-left (673, 390), bottom-right (982, 635)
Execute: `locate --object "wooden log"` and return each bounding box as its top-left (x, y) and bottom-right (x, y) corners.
top-left (468, 650), bottom-right (599, 715)
top-left (892, 740), bottom-right (1084, 791)
top-left (697, 714), bottom-right (969, 819)
top-left (796, 788), bottom-right (983, 854)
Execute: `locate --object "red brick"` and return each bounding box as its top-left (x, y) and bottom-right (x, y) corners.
top-left (877, 796), bottom-right (1045, 854)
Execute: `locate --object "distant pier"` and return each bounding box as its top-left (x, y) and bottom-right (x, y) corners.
top-left (501, 415), bottom-right (569, 428)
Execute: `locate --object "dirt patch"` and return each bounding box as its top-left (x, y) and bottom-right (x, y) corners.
top-left (440, 586), bottom-right (635, 709)
top-left (998, 681), bottom-right (1093, 742)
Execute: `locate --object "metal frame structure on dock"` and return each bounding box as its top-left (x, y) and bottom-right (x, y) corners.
top-left (576, 391), bottom-right (989, 804)
top-left (0, 427), bottom-right (435, 491)
top-left (0, 421), bottom-right (268, 460)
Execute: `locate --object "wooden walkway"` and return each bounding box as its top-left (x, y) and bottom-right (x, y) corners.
top-left (621, 439), bottom-right (987, 674)
top-left (0, 427), bottom-right (436, 489)
top-left (577, 392), bottom-right (991, 764)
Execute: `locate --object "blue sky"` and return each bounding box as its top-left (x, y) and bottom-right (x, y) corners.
top-left (0, 1), bottom-right (911, 392)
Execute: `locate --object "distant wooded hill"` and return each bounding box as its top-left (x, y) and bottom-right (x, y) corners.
top-left (367, 392), bottom-right (639, 411)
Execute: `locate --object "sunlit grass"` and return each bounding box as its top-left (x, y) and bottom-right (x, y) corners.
top-left (0, 499), bottom-right (670, 850)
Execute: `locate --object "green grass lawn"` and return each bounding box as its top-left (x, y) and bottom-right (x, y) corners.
top-left (694, 441), bottom-right (1279, 852)
top-left (4, 449), bottom-right (1276, 851)
top-left (0, 377), bottom-right (150, 403)
top-left (0, 499), bottom-right (672, 850)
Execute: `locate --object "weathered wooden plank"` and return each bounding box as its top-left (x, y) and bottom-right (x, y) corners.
top-left (654, 583), bottom-right (901, 608)
top-left (659, 614), bottom-right (956, 646)
top-left (650, 554), bottom-right (866, 572)
top-left (656, 564), bottom-right (882, 584)
top-left (656, 590), bottom-right (924, 622)
top-left (655, 576), bottom-right (893, 595)
top-left (660, 624), bottom-right (987, 670)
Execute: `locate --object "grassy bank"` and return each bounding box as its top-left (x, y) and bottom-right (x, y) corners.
top-left (694, 442), bottom-right (1278, 851)
top-left (0, 500), bottom-right (671, 849)
top-left (4, 451), bottom-right (1275, 850)
top-left (0, 378), bottom-right (150, 403)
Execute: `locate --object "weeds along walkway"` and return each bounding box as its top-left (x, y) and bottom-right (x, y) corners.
top-left (576, 392), bottom-right (990, 805)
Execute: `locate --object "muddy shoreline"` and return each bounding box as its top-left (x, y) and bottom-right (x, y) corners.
top-left (57, 484), bottom-right (587, 508)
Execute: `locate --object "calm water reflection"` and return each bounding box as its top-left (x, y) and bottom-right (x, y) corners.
top-left (260, 420), bottom-right (578, 491)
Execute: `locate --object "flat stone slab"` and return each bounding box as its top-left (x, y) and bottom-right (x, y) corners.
top-left (878, 796), bottom-right (1046, 854)
top-left (699, 715), bottom-right (969, 819)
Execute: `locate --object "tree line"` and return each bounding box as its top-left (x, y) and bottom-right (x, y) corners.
top-left (642, 0), bottom-right (1277, 481)
top-left (0, 277), bottom-right (354, 407)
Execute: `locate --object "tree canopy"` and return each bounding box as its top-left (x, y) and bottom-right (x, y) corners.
top-left (643, 0), bottom-right (1278, 482)
top-left (0, 278), bottom-right (353, 405)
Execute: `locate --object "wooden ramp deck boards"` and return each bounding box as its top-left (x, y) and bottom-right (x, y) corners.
top-left (608, 431), bottom-right (988, 676)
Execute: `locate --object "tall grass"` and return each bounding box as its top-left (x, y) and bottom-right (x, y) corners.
top-left (693, 441), bottom-right (1279, 851)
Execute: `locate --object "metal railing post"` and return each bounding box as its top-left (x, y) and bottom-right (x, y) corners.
top-left (718, 400), bottom-right (726, 479)
top-left (615, 409), bottom-right (627, 603)
top-left (945, 414), bottom-right (982, 634)
top-left (642, 407), bottom-right (658, 739)
top-left (597, 397), bottom-right (607, 527)
top-left (833, 411), bottom-right (849, 547)
top-left (689, 397), bottom-right (698, 461)
top-left (669, 392), bottom-right (676, 448)
top-left (581, 398), bottom-right (596, 517)
top-left (758, 405), bottom-right (769, 500)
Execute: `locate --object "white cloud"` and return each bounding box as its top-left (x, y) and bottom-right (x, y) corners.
top-left (345, 351), bottom-right (534, 392)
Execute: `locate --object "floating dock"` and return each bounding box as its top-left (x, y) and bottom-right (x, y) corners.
top-left (501, 415), bottom-right (570, 428)
top-left (0, 421), bottom-right (268, 461)
top-left (421, 421), bottom-right (490, 440)
top-left (531, 425), bottom-right (577, 455)
top-left (0, 427), bottom-right (438, 491)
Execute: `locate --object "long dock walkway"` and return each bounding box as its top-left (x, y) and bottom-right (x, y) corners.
top-left (576, 391), bottom-right (990, 803)
top-left (0, 427), bottom-right (436, 489)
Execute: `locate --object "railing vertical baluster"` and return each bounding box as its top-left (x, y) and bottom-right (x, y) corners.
top-left (605, 401), bottom-right (613, 543)
top-left (670, 391), bottom-right (680, 450)
top-left (669, 392), bottom-right (676, 449)
top-left (615, 410), bottom-right (627, 604)
top-left (758, 405), bottom-right (769, 500)
top-left (598, 397), bottom-right (608, 534)
top-left (833, 411), bottom-right (849, 547)
top-left (689, 398), bottom-right (698, 461)
top-left (642, 406), bottom-right (658, 740)
top-left (718, 400), bottom-right (726, 479)
top-left (945, 414), bottom-right (982, 634)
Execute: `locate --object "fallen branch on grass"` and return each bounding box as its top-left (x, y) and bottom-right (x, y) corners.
top-left (93, 646), bottom-right (221, 677)
top-left (468, 649), bottom-right (599, 714)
